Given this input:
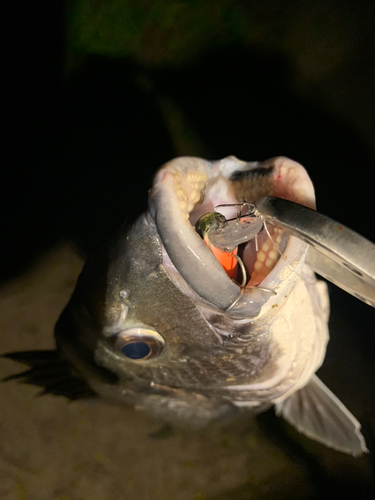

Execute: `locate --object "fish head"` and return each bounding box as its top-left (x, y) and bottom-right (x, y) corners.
top-left (55, 156), bottom-right (316, 425)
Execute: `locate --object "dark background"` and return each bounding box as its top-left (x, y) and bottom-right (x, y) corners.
top-left (5, 0), bottom-right (375, 280)
top-left (2, 1), bottom-right (375, 499)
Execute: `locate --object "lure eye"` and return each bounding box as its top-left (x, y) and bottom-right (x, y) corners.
top-left (114, 327), bottom-right (165, 361)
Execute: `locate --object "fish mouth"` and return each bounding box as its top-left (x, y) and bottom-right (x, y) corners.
top-left (149, 156), bottom-right (315, 317)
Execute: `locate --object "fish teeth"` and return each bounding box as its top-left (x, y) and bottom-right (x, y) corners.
top-left (190, 189), bottom-right (201, 204)
top-left (262, 241), bottom-right (270, 252)
top-left (174, 170), bottom-right (207, 214)
top-left (269, 250), bottom-right (277, 260)
top-left (254, 261), bottom-right (263, 271)
top-left (257, 251), bottom-right (266, 263)
top-left (249, 226), bottom-right (282, 285)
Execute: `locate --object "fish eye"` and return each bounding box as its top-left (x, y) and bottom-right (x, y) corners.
top-left (114, 327), bottom-right (165, 361)
top-left (121, 342), bottom-right (151, 359)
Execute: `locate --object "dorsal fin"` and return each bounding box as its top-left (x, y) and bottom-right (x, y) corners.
top-left (2, 350), bottom-right (96, 400)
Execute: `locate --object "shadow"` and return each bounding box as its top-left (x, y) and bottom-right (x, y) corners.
top-left (154, 45), bottom-right (375, 238)
top-left (3, 53), bottom-right (175, 283)
top-left (4, 42), bottom-right (375, 283)
top-left (207, 409), bottom-right (375, 499)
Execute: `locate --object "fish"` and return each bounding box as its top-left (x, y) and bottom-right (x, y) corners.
top-left (4, 155), bottom-right (368, 456)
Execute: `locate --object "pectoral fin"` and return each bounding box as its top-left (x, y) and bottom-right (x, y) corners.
top-left (275, 375), bottom-right (368, 456)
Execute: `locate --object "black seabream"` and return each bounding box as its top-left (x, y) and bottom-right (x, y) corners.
top-left (5, 156), bottom-right (368, 456)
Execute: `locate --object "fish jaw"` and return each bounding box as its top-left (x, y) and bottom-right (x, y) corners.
top-left (148, 156), bottom-right (315, 319)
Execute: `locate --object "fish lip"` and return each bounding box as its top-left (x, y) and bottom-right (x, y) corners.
top-left (149, 160), bottom-right (241, 311)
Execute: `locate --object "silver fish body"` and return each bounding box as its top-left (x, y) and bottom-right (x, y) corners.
top-left (55, 156), bottom-right (367, 455)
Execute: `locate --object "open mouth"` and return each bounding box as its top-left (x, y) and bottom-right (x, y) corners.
top-left (149, 156), bottom-right (315, 316)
